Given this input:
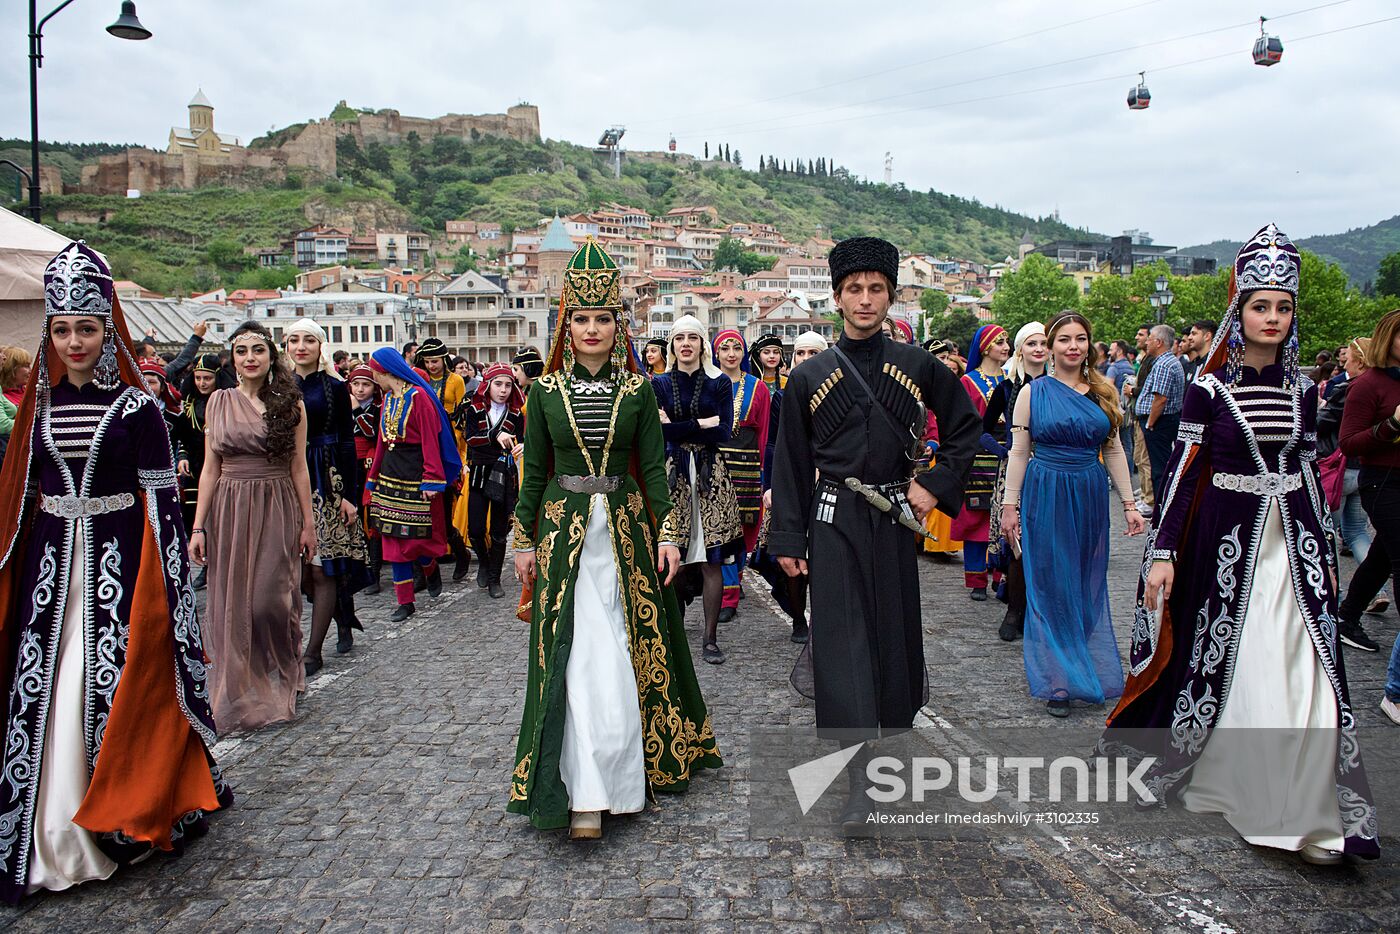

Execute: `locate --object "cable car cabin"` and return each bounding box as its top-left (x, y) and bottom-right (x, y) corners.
top-left (1127, 83), bottom-right (1151, 110)
top-left (1253, 34), bottom-right (1283, 66)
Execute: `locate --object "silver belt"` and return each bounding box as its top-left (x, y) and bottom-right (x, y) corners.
top-left (556, 474), bottom-right (623, 494)
top-left (1211, 471), bottom-right (1302, 497)
top-left (40, 492), bottom-right (137, 519)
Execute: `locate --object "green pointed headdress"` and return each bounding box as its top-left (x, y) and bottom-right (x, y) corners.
top-left (562, 236), bottom-right (622, 310)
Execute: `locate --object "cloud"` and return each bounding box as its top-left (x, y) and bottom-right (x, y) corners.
top-left (3, 0), bottom-right (1396, 247)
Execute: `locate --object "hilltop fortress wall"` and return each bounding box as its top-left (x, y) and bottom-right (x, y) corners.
top-left (76, 104), bottom-right (541, 196)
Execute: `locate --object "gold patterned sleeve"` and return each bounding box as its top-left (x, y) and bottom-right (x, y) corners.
top-left (512, 378), bottom-right (553, 551)
top-left (633, 378), bottom-right (676, 541)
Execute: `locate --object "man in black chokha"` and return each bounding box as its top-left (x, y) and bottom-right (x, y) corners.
top-left (767, 236), bottom-right (981, 832)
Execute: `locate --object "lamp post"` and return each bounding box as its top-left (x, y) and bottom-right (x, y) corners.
top-left (26, 1), bottom-right (150, 222)
top-left (1151, 274), bottom-right (1174, 325)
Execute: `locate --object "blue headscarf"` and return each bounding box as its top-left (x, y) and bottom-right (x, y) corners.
top-left (965, 324), bottom-right (1007, 373)
top-left (370, 347), bottom-right (463, 486)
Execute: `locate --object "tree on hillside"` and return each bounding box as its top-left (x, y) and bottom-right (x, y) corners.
top-left (990, 253), bottom-right (1080, 335)
top-left (712, 237), bottom-right (744, 271)
top-left (732, 150), bottom-right (742, 168)
top-left (919, 288), bottom-right (950, 316)
top-left (206, 238), bottom-right (252, 274)
top-left (724, 144), bottom-right (730, 162)
top-left (704, 142), bottom-right (709, 159)
top-left (1377, 250), bottom-right (1400, 298)
top-left (736, 252), bottom-right (777, 276)
top-left (924, 308), bottom-right (981, 350)
top-left (450, 244), bottom-right (478, 274)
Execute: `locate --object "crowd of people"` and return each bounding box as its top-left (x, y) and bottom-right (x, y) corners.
top-left (0, 222), bottom-right (1392, 897)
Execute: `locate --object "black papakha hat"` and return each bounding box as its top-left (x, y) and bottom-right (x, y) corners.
top-left (829, 236), bottom-right (899, 293)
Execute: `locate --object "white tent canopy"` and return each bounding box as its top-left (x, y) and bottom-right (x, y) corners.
top-left (0, 206), bottom-right (74, 348)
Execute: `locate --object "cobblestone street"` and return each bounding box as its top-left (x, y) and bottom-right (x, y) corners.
top-left (4, 511), bottom-right (1397, 932)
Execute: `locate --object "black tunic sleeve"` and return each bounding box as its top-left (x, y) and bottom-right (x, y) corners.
top-left (766, 366), bottom-right (817, 560)
top-left (912, 356), bottom-right (980, 517)
top-left (329, 377), bottom-right (363, 506)
top-left (982, 381), bottom-right (1009, 436)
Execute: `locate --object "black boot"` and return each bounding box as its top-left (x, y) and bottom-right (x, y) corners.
top-left (333, 591), bottom-right (362, 654)
top-left (414, 567), bottom-right (427, 593)
top-left (487, 541), bottom-right (507, 599)
top-left (839, 745), bottom-right (876, 836)
top-left (452, 534), bottom-right (472, 582)
top-left (390, 602), bottom-right (415, 622)
top-left (426, 564), bottom-right (443, 598)
top-left (791, 616), bottom-right (809, 644)
top-left (998, 606), bottom-right (1023, 642)
top-left (472, 537), bottom-right (491, 588)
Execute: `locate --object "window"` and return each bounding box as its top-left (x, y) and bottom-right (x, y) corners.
top-left (529, 322), bottom-right (537, 337)
top-left (385, 324), bottom-right (393, 339)
top-left (374, 326), bottom-right (383, 342)
top-left (486, 323), bottom-right (497, 338)
top-left (376, 303), bottom-right (385, 315)
top-left (444, 323), bottom-right (457, 338)
top-left (331, 326), bottom-right (342, 343)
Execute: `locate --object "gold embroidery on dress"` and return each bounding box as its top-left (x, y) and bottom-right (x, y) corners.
top-left (510, 752), bottom-right (531, 801)
top-left (543, 499), bottom-right (566, 525)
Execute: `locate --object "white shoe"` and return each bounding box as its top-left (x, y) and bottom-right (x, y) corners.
top-left (1135, 501), bottom-right (1153, 518)
top-left (568, 810), bottom-right (602, 840)
top-left (1299, 844), bottom-right (1343, 866)
top-left (1382, 697), bottom-right (1400, 726)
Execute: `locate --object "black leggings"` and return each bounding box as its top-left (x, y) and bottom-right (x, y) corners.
top-left (1340, 473), bottom-right (1400, 623)
top-left (466, 487), bottom-right (513, 546)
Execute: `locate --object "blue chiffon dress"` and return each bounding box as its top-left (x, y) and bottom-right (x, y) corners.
top-left (1020, 377), bottom-right (1125, 703)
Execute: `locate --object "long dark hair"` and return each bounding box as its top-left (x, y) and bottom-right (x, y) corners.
top-left (229, 320), bottom-right (301, 461)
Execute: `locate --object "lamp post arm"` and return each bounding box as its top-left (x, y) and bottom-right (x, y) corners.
top-left (32, 0), bottom-right (80, 66)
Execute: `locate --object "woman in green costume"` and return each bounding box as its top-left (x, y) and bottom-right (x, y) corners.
top-left (509, 238), bottom-right (722, 840)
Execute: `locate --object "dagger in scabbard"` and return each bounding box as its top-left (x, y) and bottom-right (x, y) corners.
top-left (842, 477), bottom-right (941, 546)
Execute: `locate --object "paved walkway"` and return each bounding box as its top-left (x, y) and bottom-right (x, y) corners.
top-left (4, 511), bottom-right (1397, 931)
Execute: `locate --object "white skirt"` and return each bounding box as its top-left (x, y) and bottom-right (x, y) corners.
top-left (27, 523), bottom-right (118, 894)
top-left (1180, 501), bottom-right (1345, 853)
top-left (559, 495), bottom-right (646, 814)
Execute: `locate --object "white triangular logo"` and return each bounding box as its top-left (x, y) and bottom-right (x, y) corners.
top-left (787, 743), bottom-right (864, 815)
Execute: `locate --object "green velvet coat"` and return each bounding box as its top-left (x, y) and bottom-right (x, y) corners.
top-left (508, 363), bottom-right (722, 830)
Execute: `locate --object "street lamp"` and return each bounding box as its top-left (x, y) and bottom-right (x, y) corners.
top-left (1150, 274), bottom-right (1174, 325)
top-left (25, 1), bottom-right (150, 222)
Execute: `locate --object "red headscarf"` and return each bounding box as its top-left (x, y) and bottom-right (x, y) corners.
top-left (471, 362), bottom-right (524, 410)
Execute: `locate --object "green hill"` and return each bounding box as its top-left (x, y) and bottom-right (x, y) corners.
top-left (11, 131), bottom-right (1090, 295)
top-left (1184, 215), bottom-right (1400, 288)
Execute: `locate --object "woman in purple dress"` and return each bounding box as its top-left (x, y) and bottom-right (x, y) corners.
top-left (0, 243), bottom-right (228, 901)
top-left (1103, 225), bottom-right (1378, 865)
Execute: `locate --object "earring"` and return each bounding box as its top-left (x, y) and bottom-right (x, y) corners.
top-left (1047, 356), bottom-right (1056, 376)
top-left (1081, 359), bottom-right (1089, 375)
top-left (1225, 314), bottom-right (1245, 386)
top-left (93, 334), bottom-right (121, 391)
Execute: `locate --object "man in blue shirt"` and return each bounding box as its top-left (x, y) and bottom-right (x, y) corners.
top-left (1136, 324), bottom-right (1185, 501)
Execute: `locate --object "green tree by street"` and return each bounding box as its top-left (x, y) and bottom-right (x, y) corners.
top-left (990, 253), bottom-right (1080, 335)
top-left (919, 288), bottom-right (950, 316)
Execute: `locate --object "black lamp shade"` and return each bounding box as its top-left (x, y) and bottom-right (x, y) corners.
top-left (107, 1), bottom-right (151, 40)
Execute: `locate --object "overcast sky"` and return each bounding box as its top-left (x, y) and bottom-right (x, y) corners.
top-left (4, 0), bottom-right (1398, 247)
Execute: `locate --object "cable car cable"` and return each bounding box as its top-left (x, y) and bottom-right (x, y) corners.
top-left (707, 13), bottom-right (1400, 140)
top-left (664, 0), bottom-right (1362, 139)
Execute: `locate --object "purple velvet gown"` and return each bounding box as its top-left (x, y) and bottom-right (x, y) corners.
top-left (1103, 365), bottom-right (1378, 859)
top-left (0, 379), bottom-right (225, 901)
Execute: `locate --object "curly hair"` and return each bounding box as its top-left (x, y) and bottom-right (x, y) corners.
top-left (229, 321), bottom-right (301, 462)
top-left (1046, 312), bottom-right (1122, 436)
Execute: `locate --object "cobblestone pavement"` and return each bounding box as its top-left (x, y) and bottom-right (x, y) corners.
top-left (4, 509), bottom-right (1397, 931)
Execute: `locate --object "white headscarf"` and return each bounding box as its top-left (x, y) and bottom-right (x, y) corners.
top-left (667, 314), bottom-right (722, 378)
top-left (284, 317), bottom-right (340, 378)
top-left (1006, 321), bottom-right (1046, 383)
top-left (793, 330), bottom-right (828, 353)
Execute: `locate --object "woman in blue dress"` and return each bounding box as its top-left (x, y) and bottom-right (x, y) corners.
top-left (1000, 312), bottom-right (1144, 716)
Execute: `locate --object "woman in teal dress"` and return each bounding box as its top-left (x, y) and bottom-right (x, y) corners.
top-left (508, 239), bottom-right (721, 840)
top-left (1001, 313), bottom-right (1143, 716)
